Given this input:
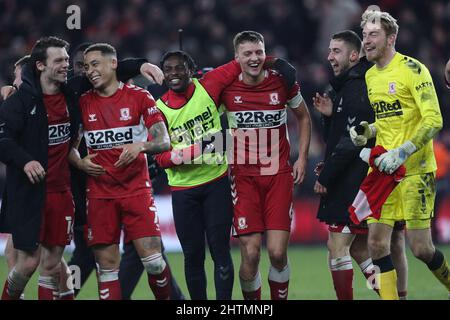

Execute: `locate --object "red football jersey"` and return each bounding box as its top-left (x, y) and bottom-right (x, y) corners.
top-left (221, 70), bottom-right (301, 176)
top-left (79, 82), bottom-right (164, 199)
top-left (44, 93), bottom-right (71, 192)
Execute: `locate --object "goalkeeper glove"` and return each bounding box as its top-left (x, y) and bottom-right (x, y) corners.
top-left (349, 121), bottom-right (376, 146)
top-left (374, 141), bottom-right (417, 174)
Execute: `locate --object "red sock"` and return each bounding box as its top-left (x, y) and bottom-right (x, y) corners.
top-left (38, 286), bottom-right (59, 300)
top-left (242, 287), bottom-right (261, 300)
top-left (38, 276), bottom-right (59, 300)
top-left (1, 281), bottom-right (16, 300)
top-left (398, 291), bottom-right (407, 299)
top-left (147, 265), bottom-right (171, 300)
top-left (99, 280), bottom-right (121, 300)
top-left (331, 269), bottom-right (354, 300)
top-left (268, 280), bottom-right (289, 300)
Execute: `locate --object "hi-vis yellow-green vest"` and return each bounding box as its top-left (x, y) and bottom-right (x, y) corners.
top-left (156, 79), bottom-right (228, 187)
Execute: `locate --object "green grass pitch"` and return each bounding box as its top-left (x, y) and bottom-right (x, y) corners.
top-left (1, 245), bottom-right (449, 300)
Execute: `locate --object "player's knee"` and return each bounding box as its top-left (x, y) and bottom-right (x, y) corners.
top-left (410, 243), bottom-right (434, 262)
top-left (349, 245), bottom-right (368, 263)
top-left (390, 239), bottom-right (404, 257)
top-left (367, 237), bottom-right (390, 257)
top-left (19, 257), bottom-right (40, 277)
top-left (141, 253), bottom-right (167, 275)
top-left (268, 248), bottom-right (286, 268)
top-left (243, 246), bottom-right (260, 267)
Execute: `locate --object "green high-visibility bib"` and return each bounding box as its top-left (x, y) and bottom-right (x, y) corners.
top-left (156, 79), bottom-right (228, 187)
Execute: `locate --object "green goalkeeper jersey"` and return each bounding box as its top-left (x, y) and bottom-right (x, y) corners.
top-left (365, 52), bottom-right (442, 176)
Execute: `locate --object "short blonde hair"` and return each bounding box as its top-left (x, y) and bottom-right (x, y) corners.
top-left (361, 10), bottom-right (399, 36)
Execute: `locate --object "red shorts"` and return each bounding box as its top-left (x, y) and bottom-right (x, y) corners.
top-left (328, 221), bottom-right (405, 234)
top-left (39, 190), bottom-right (75, 247)
top-left (85, 193), bottom-right (160, 246)
top-left (328, 222), bottom-right (368, 235)
top-left (231, 171), bottom-right (293, 236)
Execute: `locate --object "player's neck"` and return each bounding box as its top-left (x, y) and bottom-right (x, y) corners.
top-left (242, 72), bottom-right (265, 86)
top-left (376, 49), bottom-right (396, 69)
top-left (40, 76), bottom-right (61, 95)
top-left (96, 79), bottom-right (119, 97)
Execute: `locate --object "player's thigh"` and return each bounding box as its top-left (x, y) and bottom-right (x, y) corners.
top-left (266, 230), bottom-right (290, 260)
top-left (367, 222), bottom-right (394, 250)
top-left (171, 188), bottom-right (205, 244)
top-left (403, 173), bottom-right (435, 227)
top-left (264, 172), bottom-right (293, 232)
top-left (86, 198), bottom-right (121, 246)
top-left (121, 193), bottom-right (161, 244)
top-left (231, 175), bottom-right (264, 236)
top-left (40, 191), bottom-right (75, 247)
top-left (203, 175), bottom-right (233, 228)
top-left (406, 227), bottom-right (434, 254)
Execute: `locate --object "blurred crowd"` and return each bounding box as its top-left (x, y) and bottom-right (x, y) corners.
top-left (0, 0), bottom-right (449, 196)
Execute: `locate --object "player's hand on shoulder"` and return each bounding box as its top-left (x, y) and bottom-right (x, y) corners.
top-left (312, 92), bottom-right (332, 117)
top-left (293, 157), bottom-right (307, 184)
top-left (1, 85), bottom-right (16, 100)
top-left (23, 160), bottom-right (46, 184)
top-left (79, 153), bottom-right (106, 176)
top-left (114, 142), bottom-right (144, 167)
top-left (140, 62), bottom-right (164, 85)
top-left (313, 180), bottom-right (327, 195)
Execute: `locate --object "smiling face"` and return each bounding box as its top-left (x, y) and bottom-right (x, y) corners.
top-left (362, 22), bottom-right (395, 64)
top-left (162, 55), bottom-right (192, 93)
top-left (84, 50), bottom-right (117, 91)
top-left (327, 39), bottom-right (358, 76)
top-left (36, 47), bottom-right (69, 85)
top-left (235, 40), bottom-right (266, 84)
top-left (72, 50), bottom-right (85, 77)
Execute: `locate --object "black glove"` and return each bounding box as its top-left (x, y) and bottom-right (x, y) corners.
top-left (272, 58), bottom-right (296, 89)
top-left (147, 155), bottom-right (163, 182)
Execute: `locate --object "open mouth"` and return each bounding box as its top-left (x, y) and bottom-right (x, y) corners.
top-left (169, 78), bottom-right (181, 85)
top-left (90, 75), bottom-right (101, 83)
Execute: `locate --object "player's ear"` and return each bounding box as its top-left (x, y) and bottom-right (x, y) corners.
top-left (387, 33), bottom-right (396, 48)
top-left (111, 57), bottom-right (118, 70)
top-left (350, 50), bottom-right (359, 63)
top-left (36, 60), bottom-right (45, 72)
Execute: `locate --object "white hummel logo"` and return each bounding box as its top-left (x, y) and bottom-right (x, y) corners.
top-left (99, 288), bottom-right (110, 300)
top-left (88, 114), bottom-right (97, 122)
top-left (279, 288), bottom-right (288, 299)
top-left (30, 105), bottom-right (36, 115)
top-left (234, 96), bottom-right (242, 104)
top-left (156, 277), bottom-right (168, 287)
top-left (0, 123), bottom-right (4, 134)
